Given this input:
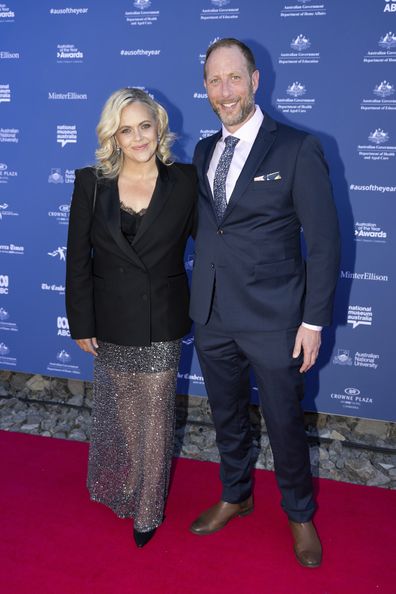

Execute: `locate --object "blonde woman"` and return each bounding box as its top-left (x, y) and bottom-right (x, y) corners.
top-left (66, 88), bottom-right (196, 547)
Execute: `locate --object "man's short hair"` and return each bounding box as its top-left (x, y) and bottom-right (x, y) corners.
top-left (204, 38), bottom-right (257, 78)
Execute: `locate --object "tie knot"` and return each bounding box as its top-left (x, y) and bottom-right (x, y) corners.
top-left (224, 135), bottom-right (239, 149)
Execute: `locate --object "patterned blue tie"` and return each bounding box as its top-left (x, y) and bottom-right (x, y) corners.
top-left (213, 135), bottom-right (239, 222)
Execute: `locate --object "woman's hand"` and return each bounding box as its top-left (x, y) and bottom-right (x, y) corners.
top-left (75, 338), bottom-right (99, 356)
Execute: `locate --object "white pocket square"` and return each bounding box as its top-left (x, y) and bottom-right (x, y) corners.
top-left (254, 171), bottom-right (282, 182)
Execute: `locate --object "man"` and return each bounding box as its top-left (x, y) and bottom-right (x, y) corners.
top-left (189, 38), bottom-right (340, 568)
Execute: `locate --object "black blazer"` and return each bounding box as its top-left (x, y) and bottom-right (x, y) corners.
top-left (66, 160), bottom-right (197, 346)
top-left (190, 112), bottom-right (340, 330)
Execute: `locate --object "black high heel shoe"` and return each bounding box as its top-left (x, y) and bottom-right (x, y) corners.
top-left (133, 527), bottom-right (156, 548)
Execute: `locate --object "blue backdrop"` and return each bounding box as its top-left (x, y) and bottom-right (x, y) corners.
top-left (1, 0), bottom-right (395, 421)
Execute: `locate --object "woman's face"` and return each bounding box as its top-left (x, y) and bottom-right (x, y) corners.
top-left (115, 101), bottom-right (158, 166)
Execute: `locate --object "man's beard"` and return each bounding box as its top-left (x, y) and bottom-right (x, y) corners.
top-left (211, 87), bottom-right (255, 128)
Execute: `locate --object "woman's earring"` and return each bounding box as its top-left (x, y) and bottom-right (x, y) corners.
top-left (116, 146), bottom-right (121, 155)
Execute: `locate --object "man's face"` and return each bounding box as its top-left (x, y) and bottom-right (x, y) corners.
top-left (204, 45), bottom-right (259, 133)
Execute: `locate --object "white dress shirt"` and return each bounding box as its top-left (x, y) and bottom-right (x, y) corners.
top-left (206, 106), bottom-right (321, 332)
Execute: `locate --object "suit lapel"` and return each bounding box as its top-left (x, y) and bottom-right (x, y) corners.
top-left (222, 115), bottom-right (277, 222)
top-left (97, 178), bottom-right (146, 270)
top-left (132, 160), bottom-right (175, 245)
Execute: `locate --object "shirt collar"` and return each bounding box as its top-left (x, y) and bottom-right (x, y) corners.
top-left (221, 105), bottom-right (264, 144)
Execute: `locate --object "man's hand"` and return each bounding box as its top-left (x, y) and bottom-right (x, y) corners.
top-left (292, 325), bottom-right (321, 373)
top-left (75, 338), bottom-right (99, 356)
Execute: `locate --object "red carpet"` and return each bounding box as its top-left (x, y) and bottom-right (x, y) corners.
top-left (1, 431), bottom-right (395, 594)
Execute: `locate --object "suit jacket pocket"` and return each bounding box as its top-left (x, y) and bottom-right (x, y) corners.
top-left (254, 257), bottom-right (298, 280)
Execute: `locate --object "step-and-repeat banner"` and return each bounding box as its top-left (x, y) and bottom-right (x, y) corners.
top-left (1, 1), bottom-right (395, 421)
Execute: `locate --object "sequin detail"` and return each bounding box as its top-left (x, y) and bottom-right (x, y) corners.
top-left (88, 339), bottom-right (181, 532)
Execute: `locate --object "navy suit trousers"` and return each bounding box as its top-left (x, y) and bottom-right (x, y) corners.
top-left (195, 291), bottom-right (315, 523)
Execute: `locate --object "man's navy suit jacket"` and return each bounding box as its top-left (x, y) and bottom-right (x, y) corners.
top-left (189, 112), bottom-right (341, 331)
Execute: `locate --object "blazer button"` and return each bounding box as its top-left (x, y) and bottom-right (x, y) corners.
top-left (210, 263), bottom-right (215, 269)
top-left (142, 293), bottom-right (148, 301)
top-left (217, 229), bottom-right (224, 235)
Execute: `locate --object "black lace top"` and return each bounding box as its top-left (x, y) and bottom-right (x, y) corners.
top-left (120, 200), bottom-right (147, 244)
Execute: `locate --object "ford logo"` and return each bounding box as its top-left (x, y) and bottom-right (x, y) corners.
top-left (0, 163), bottom-right (7, 171)
top-left (344, 387), bottom-right (360, 396)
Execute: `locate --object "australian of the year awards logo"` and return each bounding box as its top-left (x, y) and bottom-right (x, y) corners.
top-left (276, 81), bottom-right (315, 114)
top-left (0, 341), bottom-right (16, 366)
top-left (201, 0), bottom-right (239, 22)
top-left (0, 4), bottom-right (15, 22)
top-left (199, 37), bottom-right (220, 65)
top-left (354, 222), bottom-right (387, 243)
top-left (48, 246), bottom-right (67, 261)
top-left (279, 35), bottom-right (320, 65)
top-left (357, 128), bottom-right (396, 161)
top-left (56, 44), bottom-right (83, 63)
top-left (125, 0), bottom-right (159, 26)
top-left (280, 1), bottom-right (326, 19)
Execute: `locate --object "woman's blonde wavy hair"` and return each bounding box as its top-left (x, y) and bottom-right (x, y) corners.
top-left (95, 88), bottom-right (175, 178)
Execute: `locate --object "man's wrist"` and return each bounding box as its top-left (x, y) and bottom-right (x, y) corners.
top-left (302, 322), bottom-right (322, 331)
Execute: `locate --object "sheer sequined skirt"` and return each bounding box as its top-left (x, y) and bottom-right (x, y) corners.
top-left (88, 339), bottom-right (181, 532)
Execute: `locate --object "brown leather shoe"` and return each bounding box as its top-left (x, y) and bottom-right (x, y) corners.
top-left (190, 496), bottom-right (254, 535)
top-left (289, 520), bottom-right (322, 568)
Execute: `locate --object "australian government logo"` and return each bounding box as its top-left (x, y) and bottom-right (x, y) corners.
top-left (0, 84), bottom-right (11, 102)
top-left (333, 349), bottom-right (379, 370)
top-left (48, 168), bottom-right (75, 183)
top-left (355, 222), bottom-right (387, 243)
top-left (201, 1), bottom-right (239, 22)
top-left (330, 387), bottom-right (373, 412)
top-left (57, 125), bottom-right (77, 147)
top-left (347, 305), bottom-right (373, 329)
top-left (47, 349), bottom-right (81, 376)
top-left (0, 342), bottom-right (16, 367)
top-left (279, 35), bottom-right (320, 65)
top-left (48, 204), bottom-right (70, 226)
top-left (125, 0), bottom-right (159, 26)
top-left (0, 128), bottom-right (19, 143)
top-left (56, 44), bottom-right (84, 63)
top-left (276, 81), bottom-right (315, 114)
top-left (280, 1), bottom-right (326, 19)
top-left (361, 81), bottom-right (396, 111)
top-left (364, 32), bottom-right (396, 63)
top-left (0, 4), bottom-right (15, 22)
top-left (0, 307), bottom-right (18, 332)
top-left (0, 202), bottom-right (19, 220)
top-left (358, 129), bottom-right (395, 161)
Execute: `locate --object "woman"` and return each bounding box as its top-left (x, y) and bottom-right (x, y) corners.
top-left (66, 88), bottom-right (196, 547)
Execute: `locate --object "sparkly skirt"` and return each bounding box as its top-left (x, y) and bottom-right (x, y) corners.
top-left (88, 339), bottom-right (181, 532)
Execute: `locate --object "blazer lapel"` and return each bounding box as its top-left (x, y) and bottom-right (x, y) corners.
top-left (222, 115), bottom-right (277, 222)
top-left (97, 178), bottom-right (146, 270)
top-left (132, 160), bottom-right (175, 245)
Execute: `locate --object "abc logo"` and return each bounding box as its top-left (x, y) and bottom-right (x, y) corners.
top-left (0, 274), bottom-right (9, 294)
top-left (57, 316), bottom-right (70, 337)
